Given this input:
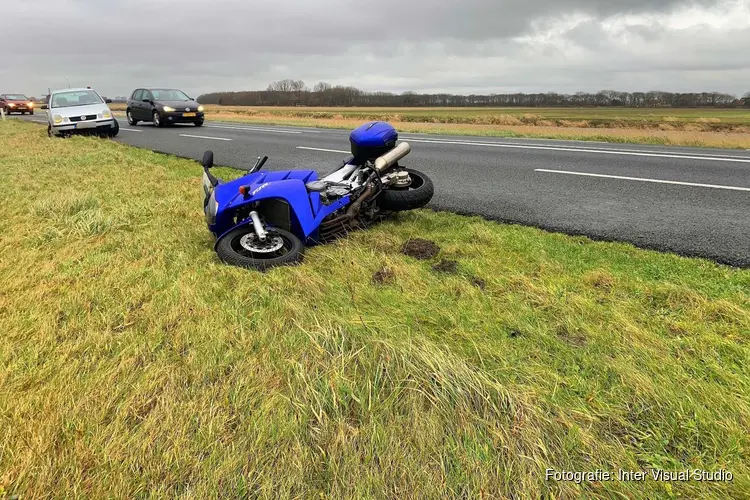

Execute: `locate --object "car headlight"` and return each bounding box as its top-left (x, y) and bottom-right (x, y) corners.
top-left (53, 114), bottom-right (63, 124)
top-left (8, 103), bottom-right (15, 107)
top-left (162, 106), bottom-right (175, 112)
top-left (198, 105), bottom-right (204, 112)
top-left (28, 102), bottom-right (34, 108)
top-left (102, 110), bottom-right (111, 119)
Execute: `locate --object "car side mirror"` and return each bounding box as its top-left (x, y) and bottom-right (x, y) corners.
top-left (202, 150), bottom-right (214, 169)
top-left (142, 99), bottom-right (151, 103)
top-left (41, 104), bottom-right (48, 110)
top-left (105, 98), bottom-right (112, 103)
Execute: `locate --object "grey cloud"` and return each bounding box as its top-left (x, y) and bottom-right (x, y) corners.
top-left (0, 0), bottom-right (747, 98)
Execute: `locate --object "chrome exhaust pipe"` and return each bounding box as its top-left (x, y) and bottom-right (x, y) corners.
top-left (249, 211), bottom-right (267, 241)
top-left (374, 142), bottom-right (411, 174)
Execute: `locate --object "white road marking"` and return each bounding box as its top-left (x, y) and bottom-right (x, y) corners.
top-left (297, 146), bottom-right (349, 154)
top-left (179, 134), bottom-right (232, 141)
top-left (206, 124), bottom-right (302, 134)
top-left (398, 135), bottom-right (750, 159)
top-left (119, 128), bottom-right (142, 132)
top-left (535, 169), bottom-right (750, 192)
top-left (208, 124), bottom-right (319, 134)
top-left (399, 138), bottom-right (750, 163)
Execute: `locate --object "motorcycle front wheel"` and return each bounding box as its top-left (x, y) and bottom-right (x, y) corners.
top-left (215, 226), bottom-right (304, 271)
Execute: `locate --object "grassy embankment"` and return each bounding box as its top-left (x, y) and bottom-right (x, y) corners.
top-left (1, 120), bottom-right (749, 498)
top-left (110, 103), bottom-right (750, 148)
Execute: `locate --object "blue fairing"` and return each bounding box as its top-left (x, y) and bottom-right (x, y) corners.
top-left (209, 169), bottom-right (351, 243)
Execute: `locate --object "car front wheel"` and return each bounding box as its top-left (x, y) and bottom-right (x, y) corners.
top-left (153, 111), bottom-right (163, 127)
top-left (110, 119), bottom-right (119, 137)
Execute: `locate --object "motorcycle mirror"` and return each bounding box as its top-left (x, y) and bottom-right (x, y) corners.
top-left (257, 156), bottom-right (269, 170)
top-left (202, 150), bottom-right (214, 169)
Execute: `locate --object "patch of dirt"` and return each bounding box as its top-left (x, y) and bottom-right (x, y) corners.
top-left (585, 270), bottom-right (616, 292)
top-left (371, 267), bottom-right (395, 285)
top-left (400, 239), bottom-right (440, 260)
top-left (431, 260), bottom-right (458, 274)
top-left (509, 329), bottom-right (522, 339)
top-left (471, 277), bottom-right (486, 290)
top-left (556, 324), bottom-right (587, 347)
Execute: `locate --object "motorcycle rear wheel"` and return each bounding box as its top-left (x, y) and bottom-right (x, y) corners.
top-left (378, 168), bottom-right (434, 211)
top-left (215, 226), bottom-right (304, 271)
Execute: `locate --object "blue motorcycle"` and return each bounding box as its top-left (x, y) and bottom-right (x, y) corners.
top-left (201, 121), bottom-right (434, 270)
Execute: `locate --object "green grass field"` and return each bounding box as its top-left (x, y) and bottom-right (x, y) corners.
top-left (1, 120), bottom-right (749, 498)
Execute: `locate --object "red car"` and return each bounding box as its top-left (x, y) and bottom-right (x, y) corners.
top-left (0, 94), bottom-right (34, 115)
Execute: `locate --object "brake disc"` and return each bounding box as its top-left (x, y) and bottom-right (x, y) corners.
top-left (239, 233), bottom-right (284, 253)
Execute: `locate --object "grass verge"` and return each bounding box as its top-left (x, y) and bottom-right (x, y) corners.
top-left (109, 104), bottom-right (750, 149)
top-left (1, 120), bottom-right (749, 498)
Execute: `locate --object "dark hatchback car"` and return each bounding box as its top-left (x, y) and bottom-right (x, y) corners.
top-left (126, 88), bottom-right (204, 127)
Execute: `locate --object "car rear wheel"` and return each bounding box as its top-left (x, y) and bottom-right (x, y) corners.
top-left (126, 110), bottom-right (137, 126)
top-left (153, 111), bottom-right (163, 127)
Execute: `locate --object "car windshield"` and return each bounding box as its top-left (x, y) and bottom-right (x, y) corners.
top-left (5, 94), bottom-right (28, 100)
top-left (51, 90), bottom-right (103, 108)
top-left (150, 89), bottom-right (191, 101)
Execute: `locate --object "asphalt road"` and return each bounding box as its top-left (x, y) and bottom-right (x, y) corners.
top-left (16, 112), bottom-right (750, 267)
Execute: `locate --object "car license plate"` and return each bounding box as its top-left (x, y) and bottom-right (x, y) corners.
top-left (77, 121), bottom-right (96, 129)
top-left (183, 112), bottom-right (196, 117)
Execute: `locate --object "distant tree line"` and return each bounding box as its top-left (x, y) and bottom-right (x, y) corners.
top-left (197, 79), bottom-right (750, 108)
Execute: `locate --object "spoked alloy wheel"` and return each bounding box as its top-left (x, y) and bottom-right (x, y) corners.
top-left (215, 226), bottom-right (304, 270)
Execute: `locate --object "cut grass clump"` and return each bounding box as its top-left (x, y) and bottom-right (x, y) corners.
top-left (1, 120), bottom-right (749, 498)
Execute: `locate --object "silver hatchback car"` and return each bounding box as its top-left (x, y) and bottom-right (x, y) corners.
top-left (42, 87), bottom-right (119, 138)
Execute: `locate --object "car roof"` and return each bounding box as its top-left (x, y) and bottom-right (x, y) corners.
top-left (51, 87), bottom-right (98, 94)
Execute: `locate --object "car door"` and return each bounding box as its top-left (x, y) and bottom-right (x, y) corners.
top-left (142, 90), bottom-right (155, 119)
top-left (131, 89), bottom-right (144, 119)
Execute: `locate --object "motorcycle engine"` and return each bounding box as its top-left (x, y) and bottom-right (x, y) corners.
top-left (326, 185), bottom-right (351, 198)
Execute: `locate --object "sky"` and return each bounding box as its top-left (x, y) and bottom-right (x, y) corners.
top-left (1, 0), bottom-right (749, 99)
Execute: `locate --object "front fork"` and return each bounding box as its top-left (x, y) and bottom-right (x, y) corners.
top-left (249, 211), bottom-right (267, 241)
